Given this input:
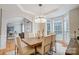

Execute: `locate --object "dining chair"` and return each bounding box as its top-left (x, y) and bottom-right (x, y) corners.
top-left (24, 32), bottom-right (29, 39)
top-left (35, 31), bottom-right (41, 39)
top-left (15, 37), bottom-right (35, 55)
top-left (50, 34), bottom-right (56, 54)
top-left (19, 32), bottom-right (24, 39)
top-left (35, 28), bottom-right (44, 39)
top-left (36, 35), bottom-right (51, 55)
top-left (37, 23), bottom-right (45, 39)
top-left (28, 33), bottom-right (35, 39)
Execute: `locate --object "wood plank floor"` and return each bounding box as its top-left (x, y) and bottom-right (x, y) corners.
top-left (0, 39), bottom-right (15, 55)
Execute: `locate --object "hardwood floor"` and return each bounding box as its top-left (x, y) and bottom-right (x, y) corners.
top-left (0, 39), bottom-right (15, 55)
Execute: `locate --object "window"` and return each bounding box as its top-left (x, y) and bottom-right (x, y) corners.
top-left (47, 19), bottom-right (51, 35)
top-left (47, 14), bottom-right (70, 42)
top-left (63, 15), bottom-right (70, 43)
top-left (54, 18), bottom-right (62, 34)
top-left (53, 17), bottom-right (63, 40)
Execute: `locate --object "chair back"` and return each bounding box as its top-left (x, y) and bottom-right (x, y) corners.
top-left (25, 32), bottom-right (35, 39)
top-left (15, 37), bottom-right (23, 54)
top-left (19, 32), bottom-right (24, 39)
top-left (35, 31), bottom-right (41, 39)
top-left (41, 35), bottom-right (51, 54)
top-left (38, 23), bottom-right (45, 38)
top-left (29, 33), bottom-right (35, 39)
top-left (51, 35), bottom-right (56, 47)
top-left (24, 32), bottom-right (29, 39)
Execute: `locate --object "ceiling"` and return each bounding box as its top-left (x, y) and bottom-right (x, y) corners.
top-left (17, 4), bottom-right (79, 17)
top-left (18, 4), bottom-right (64, 16)
top-left (0, 4), bottom-right (79, 19)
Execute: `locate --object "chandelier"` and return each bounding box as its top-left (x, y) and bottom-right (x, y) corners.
top-left (35, 4), bottom-right (46, 23)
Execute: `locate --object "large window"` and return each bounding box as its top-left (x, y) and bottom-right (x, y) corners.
top-left (47, 19), bottom-right (51, 35)
top-left (63, 15), bottom-right (70, 43)
top-left (47, 14), bottom-right (70, 42)
top-left (54, 18), bottom-right (62, 34)
top-left (53, 17), bottom-right (63, 40)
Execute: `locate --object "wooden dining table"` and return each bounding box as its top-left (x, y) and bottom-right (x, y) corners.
top-left (21, 38), bottom-right (42, 54)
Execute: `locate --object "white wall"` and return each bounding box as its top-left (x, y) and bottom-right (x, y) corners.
top-left (0, 9), bottom-right (2, 47)
top-left (69, 7), bottom-right (79, 38)
top-left (0, 9), bottom-right (2, 35)
top-left (0, 17), bottom-right (7, 49)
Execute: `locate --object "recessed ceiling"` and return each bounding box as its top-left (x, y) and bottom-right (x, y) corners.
top-left (18, 4), bottom-right (64, 16)
top-left (0, 4), bottom-right (79, 19)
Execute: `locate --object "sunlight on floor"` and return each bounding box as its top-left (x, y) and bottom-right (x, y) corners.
top-left (53, 42), bottom-right (67, 55)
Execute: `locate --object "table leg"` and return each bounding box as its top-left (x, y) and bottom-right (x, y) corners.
top-left (34, 46), bottom-right (36, 54)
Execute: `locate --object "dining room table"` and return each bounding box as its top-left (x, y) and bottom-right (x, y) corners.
top-left (21, 38), bottom-right (43, 54)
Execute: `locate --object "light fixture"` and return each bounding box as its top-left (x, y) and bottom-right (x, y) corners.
top-left (35, 4), bottom-right (46, 23)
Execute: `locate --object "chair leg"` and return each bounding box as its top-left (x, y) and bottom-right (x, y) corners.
top-left (49, 45), bottom-right (56, 54)
top-left (55, 45), bottom-right (56, 53)
top-left (54, 42), bottom-right (56, 53)
top-left (53, 41), bottom-right (56, 53)
top-left (15, 46), bottom-right (17, 55)
top-left (34, 46), bottom-right (37, 55)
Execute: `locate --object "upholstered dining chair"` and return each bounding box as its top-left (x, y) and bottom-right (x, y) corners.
top-left (50, 34), bottom-right (56, 54)
top-left (35, 31), bottom-right (41, 39)
top-left (36, 35), bottom-right (51, 55)
top-left (35, 28), bottom-right (44, 40)
top-left (36, 23), bottom-right (45, 39)
top-left (24, 32), bottom-right (29, 39)
top-left (28, 33), bottom-right (35, 39)
top-left (15, 37), bottom-right (35, 55)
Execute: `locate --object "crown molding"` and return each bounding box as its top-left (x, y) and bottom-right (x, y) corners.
top-left (17, 4), bottom-right (36, 16)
